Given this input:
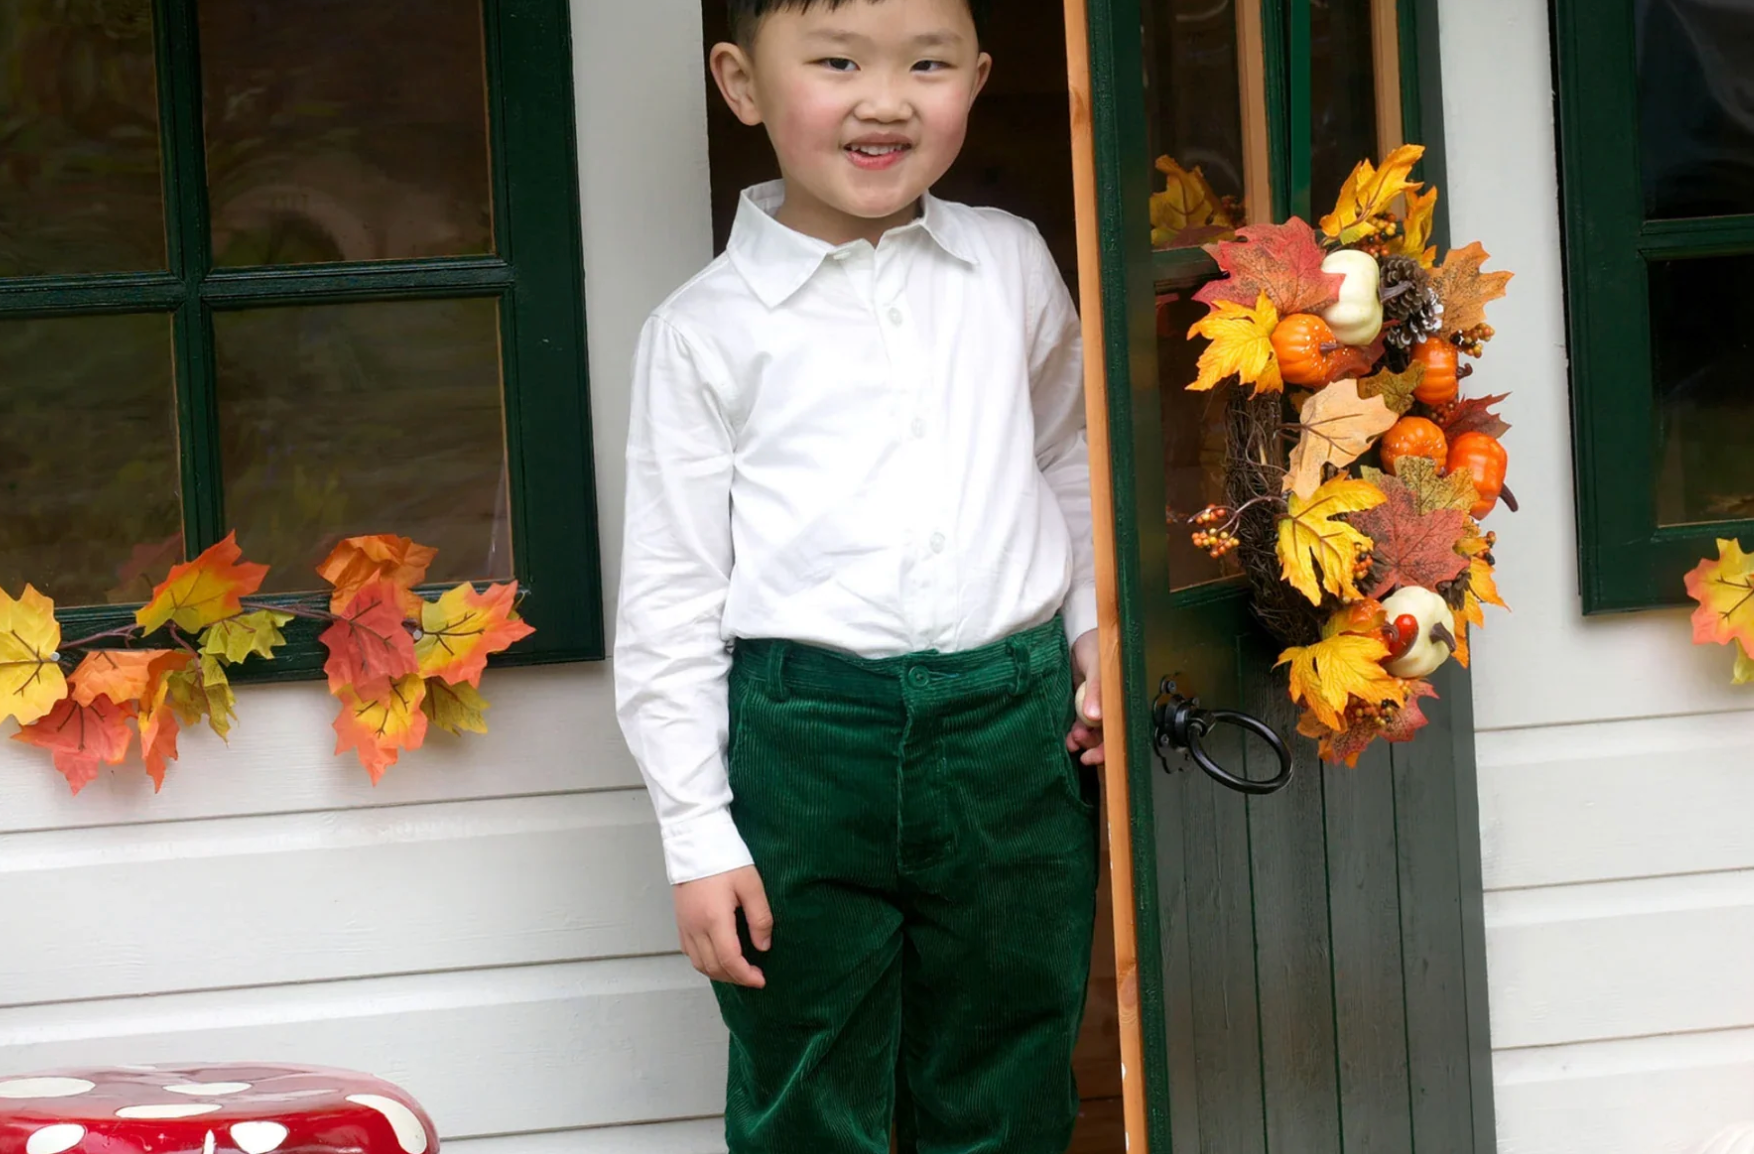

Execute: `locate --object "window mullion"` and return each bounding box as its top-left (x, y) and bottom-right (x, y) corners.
top-left (158, 0), bottom-right (226, 557)
top-left (1286, 0), bottom-right (1313, 221)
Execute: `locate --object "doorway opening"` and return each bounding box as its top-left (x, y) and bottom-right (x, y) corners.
top-left (697, 2), bottom-right (1124, 1149)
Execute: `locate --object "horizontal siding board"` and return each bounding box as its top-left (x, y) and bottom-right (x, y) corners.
top-left (1484, 870), bottom-right (1754, 1048)
top-left (1493, 1028), bottom-right (1754, 1154)
top-left (0, 669), bottom-right (639, 835)
top-left (0, 792), bottom-right (673, 1006)
top-left (1476, 712), bottom-right (1754, 890)
top-left (0, 958), bottom-right (727, 1137)
top-left (446, 1121), bottom-right (727, 1153)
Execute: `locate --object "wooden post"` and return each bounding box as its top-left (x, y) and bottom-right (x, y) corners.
top-left (1373, 0), bottom-right (1407, 157)
top-left (1061, 1), bottom-right (1149, 1150)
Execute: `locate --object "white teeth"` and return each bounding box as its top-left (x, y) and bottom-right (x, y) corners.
top-left (850, 144), bottom-right (906, 156)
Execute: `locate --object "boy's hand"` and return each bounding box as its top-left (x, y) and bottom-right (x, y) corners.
top-left (1069, 628), bottom-right (1105, 767)
top-left (673, 865), bottom-right (773, 989)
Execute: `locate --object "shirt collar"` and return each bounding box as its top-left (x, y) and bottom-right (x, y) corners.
top-left (726, 180), bottom-right (979, 308)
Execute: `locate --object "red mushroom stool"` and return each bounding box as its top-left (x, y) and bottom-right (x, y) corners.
top-left (0, 1064), bottom-right (438, 1154)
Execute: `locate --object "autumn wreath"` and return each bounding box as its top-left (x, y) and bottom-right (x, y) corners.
top-left (1173, 144), bottom-right (1513, 766)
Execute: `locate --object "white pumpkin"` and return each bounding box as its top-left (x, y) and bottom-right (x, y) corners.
top-left (1320, 249), bottom-right (1385, 345)
top-left (1382, 586), bottom-right (1453, 679)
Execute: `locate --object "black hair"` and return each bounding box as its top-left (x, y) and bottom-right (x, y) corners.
top-left (728, 0), bottom-right (990, 48)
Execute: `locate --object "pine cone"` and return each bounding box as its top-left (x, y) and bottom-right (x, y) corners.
top-left (1378, 256), bottom-right (1429, 322)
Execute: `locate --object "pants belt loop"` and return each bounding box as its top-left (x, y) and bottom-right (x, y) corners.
top-left (765, 642), bottom-right (791, 702)
top-left (1007, 636), bottom-right (1031, 697)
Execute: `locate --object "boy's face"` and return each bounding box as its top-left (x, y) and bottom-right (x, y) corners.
top-left (712, 0), bottom-right (991, 244)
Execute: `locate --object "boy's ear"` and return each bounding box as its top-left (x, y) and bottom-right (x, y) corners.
top-left (710, 42), bottom-right (765, 127)
top-left (972, 51), bottom-right (993, 102)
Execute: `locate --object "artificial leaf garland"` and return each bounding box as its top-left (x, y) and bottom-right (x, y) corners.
top-left (3, 533), bottom-right (532, 794)
top-left (1684, 538), bottom-right (1754, 681)
top-left (1176, 143), bottom-right (1516, 764)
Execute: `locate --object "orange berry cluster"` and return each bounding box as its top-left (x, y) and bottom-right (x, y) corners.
top-left (1453, 323), bottom-right (1495, 358)
top-left (1191, 528), bottom-right (1239, 559)
top-left (1352, 549), bottom-right (1375, 584)
top-left (1344, 698), bottom-right (1403, 731)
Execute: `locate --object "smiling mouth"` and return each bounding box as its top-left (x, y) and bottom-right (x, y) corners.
top-left (846, 142), bottom-right (912, 157)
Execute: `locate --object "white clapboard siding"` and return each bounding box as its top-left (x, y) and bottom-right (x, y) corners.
top-left (0, 791), bottom-right (674, 1007)
top-left (0, 667), bottom-right (640, 836)
top-left (0, 958), bottom-right (728, 1139)
top-left (1484, 868), bottom-right (1754, 1049)
top-left (1493, 1028), bottom-right (1754, 1154)
top-left (449, 1120), bottom-right (727, 1154)
top-left (1476, 712), bottom-right (1754, 891)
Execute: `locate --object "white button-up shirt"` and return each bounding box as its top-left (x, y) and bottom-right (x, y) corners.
top-left (615, 182), bottom-right (1098, 884)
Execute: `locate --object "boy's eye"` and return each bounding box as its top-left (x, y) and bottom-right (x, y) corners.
top-left (819, 57), bottom-right (857, 72)
top-left (913, 59), bottom-right (950, 72)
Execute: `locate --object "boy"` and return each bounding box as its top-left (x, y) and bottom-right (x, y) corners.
top-left (615, 0), bottom-right (1105, 1148)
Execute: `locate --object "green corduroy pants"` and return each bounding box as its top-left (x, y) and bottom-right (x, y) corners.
top-left (715, 616), bottom-right (1100, 1154)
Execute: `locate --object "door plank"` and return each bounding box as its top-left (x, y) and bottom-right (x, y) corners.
top-left (1323, 748), bottom-right (1415, 1154)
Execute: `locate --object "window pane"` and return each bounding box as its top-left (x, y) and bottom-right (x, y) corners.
top-left (1652, 255), bottom-right (1754, 524)
top-left (1311, 0), bottom-right (1381, 205)
top-left (1144, 0), bottom-right (1250, 249)
top-left (0, 1), bottom-right (167, 276)
top-left (0, 314), bottom-right (182, 605)
top-left (1159, 290), bottom-right (1243, 591)
top-left (1638, 0), bottom-right (1754, 219)
top-left (214, 299), bottom-right (511, 593)
top-left (200, 0), bottom-right (494, 267)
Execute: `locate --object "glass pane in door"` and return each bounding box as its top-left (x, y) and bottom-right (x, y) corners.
top-left (0, 0), bottom-right (168, 276)
top-left (1637, 0), bottom-right (1754, 220)
top-left (1144, 0), bottom-right (1252, 249)
top-left (200, 0), bottom-right (495, 266)
top-left (1651, 253), bottom-right (1754, 524)
top-left (1310, 0), bottom-right (1383, 206)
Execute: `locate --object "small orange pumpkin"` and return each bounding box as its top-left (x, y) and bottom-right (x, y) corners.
top-left (1380, 416), bottom-right (1449, 474)
top-left (1272, 313), bottom-right (1340, 386)
top-left (1411, 337), bottom-right (1460, 405)
top-left (1447, 431), bottom-right (1510, 519)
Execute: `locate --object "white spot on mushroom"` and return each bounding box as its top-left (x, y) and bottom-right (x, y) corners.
top-left (117, 1103), bottom-right (224, 1119)
top-left (0, 1077), bottom-right (96, 1099)
top-left (204, 1132), bottom-right (217, 1154)
top-left (26, 1124), bottom-right (85, 1154)
top-left (231, 1121), bottom-right (290, 1153)
top-left (165, 1081), bottom-right (252, 1096)
top-left (346, 1093), bottom-right (428, 1153)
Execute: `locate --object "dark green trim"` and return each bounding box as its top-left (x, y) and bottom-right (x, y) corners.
top-left (1286, 0), bottom-right (1313, 221)
top-left (7, 0), bottom-right (602, 668)
top-left (1552, 0), bottom-right (1754, 612)
top-left (1398, 0), bottom-right (1450, 252)
top-left (1084, 0), bottom-right (1178, 1144)
top-left (1260, 0), bottom-right (1293, 223)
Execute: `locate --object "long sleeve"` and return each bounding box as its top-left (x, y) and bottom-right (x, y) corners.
top-left (1024, 231), bottom-right (1100, 644)
top-left (614, 315), bottom-right (753, 885)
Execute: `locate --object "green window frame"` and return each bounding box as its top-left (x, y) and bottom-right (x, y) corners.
top-left (0, 0), bottom-right (602, 674)
top-left (1554, 0), bottom-right (1754, 612)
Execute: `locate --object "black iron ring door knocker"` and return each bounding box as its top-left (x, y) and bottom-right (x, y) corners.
top-left (1152, 677), bottom-right (1294, 795)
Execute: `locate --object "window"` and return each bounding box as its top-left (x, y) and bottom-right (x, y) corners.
top-left (1556, 0), bottom-right (1754, 612)
top-left (0, 0), bottom-right (602, 668)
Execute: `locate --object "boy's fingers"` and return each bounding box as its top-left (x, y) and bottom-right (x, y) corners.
top-left (711, 921), bottom-right (765, 989)
top-left (739, 875), bottom-right (775, 953)
top-left (694, 931), bottom-right (730, 983)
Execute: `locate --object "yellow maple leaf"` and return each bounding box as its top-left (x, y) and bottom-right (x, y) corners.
top-left (423, 678), bottom-right (491, 736)
top-left (1187, 292), bottom-right (1283, 395)
top-left (1394, 185), bottom-right (1440, 267)
top-left (1276, 476), bottom-right (1386, 605)
top-left (1151, 157), bottom-right (1237, 248)
top-left (1277, 630), bottom-right (1408, 731)
top-left (200, 609), bottom-right (295, 665)
top-left (1736, 642), bottom-right (1754, 685)
top-left (0, 584), bottom-right (68, 727)
top-left (136, 532), bottom-right (269, 634)
top-left (1283, 380), bottom-right (1399, 498)
top-left (1685, 538), bottom-right (1754, 652)
top-left (1320, 144), bottom-right (1426, 245)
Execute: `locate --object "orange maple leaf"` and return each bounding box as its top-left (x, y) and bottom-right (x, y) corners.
top-left (1429, 241), bottom-right (1513, 338)
top-left (1685, 538), bottom-right (1754, 651)
top-left (135, 532), bottom-right (269, 634)
top-left (137, 674), bottom-right (181, 790)
top-left (317, 534), bottom-right (438, 618)
top-left (320, 580), bottom-right (420, 699)
top-left (13, 695), bottom-right (135, 795)
top-left (333, 676), bottom-right (429, 784)
top-left (68, 649), bottom-right (189, 708)
top-left (1300, 679), bottom-right (1438, 767)
top-left (416, 582), bottom-right (535, 687)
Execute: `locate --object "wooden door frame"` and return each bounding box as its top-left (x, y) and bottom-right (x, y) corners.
top-left (1062, 2), bottom-right (1485, 1150)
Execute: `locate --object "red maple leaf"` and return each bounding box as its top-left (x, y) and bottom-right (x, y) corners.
top-left (1350, 480), bottom-right (1470, 599)
top-left (1436, 393), bottom-right (1511, 440)
top-left (1193, 218), bottom-right (1347, 316)
top-left (319, 580), bottom-right (419, 699)
top-left (1317, 680), bottom-right (1439, 766)
top-left (12, 695), bottom-right (136, 795)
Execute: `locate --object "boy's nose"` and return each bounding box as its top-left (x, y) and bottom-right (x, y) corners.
top-left (853, 79), bottom-right (914, 123)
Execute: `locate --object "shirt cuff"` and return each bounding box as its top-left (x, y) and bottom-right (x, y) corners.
top-left (661, 807), bottom-right (755, 885)
top-left (1062, 584), bottom-right (1100, 647)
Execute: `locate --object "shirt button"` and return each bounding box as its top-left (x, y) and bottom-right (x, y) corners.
top-left (911, 418), bottom-right (927, 438)
top-left (888, 307), bottom-right (904, 326)
top-left (930, 532), bottom-right (946, 553)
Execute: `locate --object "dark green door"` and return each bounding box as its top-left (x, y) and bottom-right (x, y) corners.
top-left (1081, 1), bottom-right (1497, 1150)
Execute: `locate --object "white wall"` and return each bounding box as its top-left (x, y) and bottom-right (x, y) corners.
top-left (1440, 1), bottom-right (1754, 1150)
top-left (0, 2), bottom-right (731, 1150)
